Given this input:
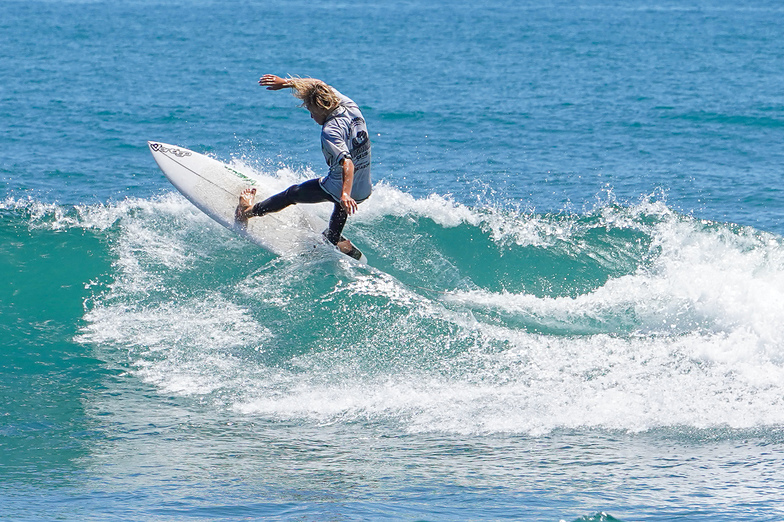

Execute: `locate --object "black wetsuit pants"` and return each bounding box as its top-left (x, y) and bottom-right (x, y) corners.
top-left (250, 178), bottom-right (349, 245)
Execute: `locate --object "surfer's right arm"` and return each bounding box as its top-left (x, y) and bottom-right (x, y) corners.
top-left (259, 75), bottom-right (291, 90)
top-left (340, 158), bottom-right (357, 215)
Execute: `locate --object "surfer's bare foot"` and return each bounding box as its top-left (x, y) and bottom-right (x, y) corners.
top-left (235, 188), bottom-right (256, 225)
top-left (336, 239), bottom-right (353, 254)
top-left (337, 239), bottom-right (362, 260)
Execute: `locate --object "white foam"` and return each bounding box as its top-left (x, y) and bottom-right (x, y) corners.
top-left (233, 202), bottom-right (784, 434)
top-left (66, 186), bottom-right (784, 435)
top-left (445, 207), bottom-right (784, 342)
top-left (234, 325), bottom-right (784, 435)
top-left (341, 181), bottom-right (596, 248)
top-left (79, 294), bottom-right (270, 396)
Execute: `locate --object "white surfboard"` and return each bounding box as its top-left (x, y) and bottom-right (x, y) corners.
top-left (148, 141), bottom-right (366, 263)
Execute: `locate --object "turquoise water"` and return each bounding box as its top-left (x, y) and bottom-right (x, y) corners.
top-left (3, 0), bottom-right (784, 520)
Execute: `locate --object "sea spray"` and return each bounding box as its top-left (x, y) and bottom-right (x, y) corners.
top-left (22, 182), bottom-right (777, 436)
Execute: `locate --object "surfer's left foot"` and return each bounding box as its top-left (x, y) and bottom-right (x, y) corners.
top-left (235, 188), bottom-right (256, 225)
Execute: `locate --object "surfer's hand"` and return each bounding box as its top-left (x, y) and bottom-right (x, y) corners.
top-left (259, 75), bottom-right (288, 90)
top-left (341, 193), bottom-right (358, 215)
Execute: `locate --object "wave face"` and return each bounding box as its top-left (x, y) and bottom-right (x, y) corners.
top-left (8, 167), bottom-right (781, 438)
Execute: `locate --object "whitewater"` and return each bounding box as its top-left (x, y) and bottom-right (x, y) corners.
top-left (8, 159), bottom-right (784, 439)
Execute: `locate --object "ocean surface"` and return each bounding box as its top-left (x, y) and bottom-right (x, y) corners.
top-left (2, 0), bottom-right (784, 520)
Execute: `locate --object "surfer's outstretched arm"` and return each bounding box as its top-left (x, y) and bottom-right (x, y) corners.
top-left (259, 74), bottom-right (330, 92)
top-left (259, 74), bottom-right (291, 90)
top-left (258, 75), bottom-right (337, 123)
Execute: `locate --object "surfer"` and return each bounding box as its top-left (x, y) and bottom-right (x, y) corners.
top-left (236, 74), bottom-right (372, 260)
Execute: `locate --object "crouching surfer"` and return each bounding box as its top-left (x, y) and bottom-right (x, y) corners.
top-left (236, 74), bottom-right (372, 260)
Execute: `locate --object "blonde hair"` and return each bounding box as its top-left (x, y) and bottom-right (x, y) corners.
top-left (286, 77), bottom-right (341, 114)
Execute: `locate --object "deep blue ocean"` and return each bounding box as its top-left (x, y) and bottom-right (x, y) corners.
top-left (2, 0), bottom-right (784, 520)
